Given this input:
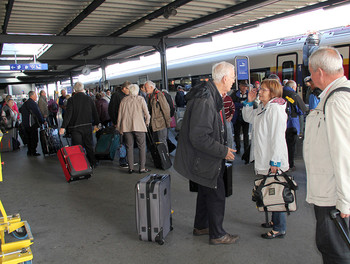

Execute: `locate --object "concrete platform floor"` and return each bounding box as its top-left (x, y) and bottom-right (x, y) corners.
top-left (0, 141), bottom-right (323, 264)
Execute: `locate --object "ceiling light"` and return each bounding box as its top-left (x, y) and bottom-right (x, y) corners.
top-left (163, 6), bottom-right (177, 19)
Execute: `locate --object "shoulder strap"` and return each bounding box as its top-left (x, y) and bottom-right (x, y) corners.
top-left (323, 87), bottom-right (350, 114)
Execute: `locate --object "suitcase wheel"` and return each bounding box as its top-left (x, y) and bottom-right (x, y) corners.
top-left (157, 239), bottom-right (165, 245)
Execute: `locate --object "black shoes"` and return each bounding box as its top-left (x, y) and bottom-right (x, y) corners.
top-left (128, 169), bottom-right (134, 174)
top-left (27, 152), bottom-right (40, 156)
top-left (261, 221), bottom-right (273, 228)
top-left (139, 168), bottom-right (151, 174)
top-left (193, 228), bottom-right (209, 236)
top-left (261, 231), bottom-right (285, 239)
top-left (209, 234), bottom-right (240, 245)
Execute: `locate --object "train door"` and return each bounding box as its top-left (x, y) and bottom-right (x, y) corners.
top-left (276, 52), bottom-right (298, 82)
top-left (335, 45), bottom-right (350, 79)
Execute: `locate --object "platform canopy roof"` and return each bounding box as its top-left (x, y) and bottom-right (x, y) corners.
top-left (0, 0), bottom-right (347, 85)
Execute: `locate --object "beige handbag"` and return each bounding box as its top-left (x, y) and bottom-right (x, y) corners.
top-left (252, 171), bottom-right (298, 214)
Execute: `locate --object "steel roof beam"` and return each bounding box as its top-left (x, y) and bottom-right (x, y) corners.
top-left (0, 34), bottom-right (211, 47)
top-left (1, 0), bottom-right (15, 54)
top-left (58, 0), bottom-right (106, 36)
top-left (69, 0), bottom-right (194, 60)
top-left (153, 0), bottom-right (282, 38)
top-left (203, 0), bottom-right (349, 38)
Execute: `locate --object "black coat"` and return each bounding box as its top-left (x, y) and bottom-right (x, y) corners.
top-left (19, 98), bottom-right (45, 128)
top-left (61, 92), bottom-right (99, 129)
top-left (174, 80), bottom-right (227, 188)
top-left (108, 89), bottom-right (127, 125)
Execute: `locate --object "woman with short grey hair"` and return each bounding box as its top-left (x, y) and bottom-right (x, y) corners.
top-left (116, 84), bottom-right (151, 174)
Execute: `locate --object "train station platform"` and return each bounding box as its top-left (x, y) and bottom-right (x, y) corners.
top-left (0, 136), bottom-right (323, 264)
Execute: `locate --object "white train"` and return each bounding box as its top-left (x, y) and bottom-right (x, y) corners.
top-left (86, 26), bottom-right (350, 100)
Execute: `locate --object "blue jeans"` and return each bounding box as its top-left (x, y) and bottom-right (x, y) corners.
top-left (272, 212), bottom-right (286, 233)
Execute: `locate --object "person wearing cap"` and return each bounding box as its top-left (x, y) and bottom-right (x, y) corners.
top-left (305, 76), bottom-right (321, 110)
top-left (254, 81), bottom-right (260, 89)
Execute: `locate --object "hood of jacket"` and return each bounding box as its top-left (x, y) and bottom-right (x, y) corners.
top-left (185, 80), bottom-right (223, 112)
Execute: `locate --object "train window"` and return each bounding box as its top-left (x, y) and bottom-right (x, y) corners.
top-left (282, 61), bottom-right (294, 80)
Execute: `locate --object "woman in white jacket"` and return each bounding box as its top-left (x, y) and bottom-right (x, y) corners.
top-left (242, 79), bottom-right (289, 239)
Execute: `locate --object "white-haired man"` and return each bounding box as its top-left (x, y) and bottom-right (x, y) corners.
top-left (59, 82), bottom-right (100, 168)
top-left (144, 80), bottom-right (171, 152)
top-left (174, 61), bottom-right (238, 245)
top-left (304, 47), bottom-right (350, 263)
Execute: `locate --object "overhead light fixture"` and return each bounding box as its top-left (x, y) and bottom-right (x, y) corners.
top-left (163, 6), bottom-right (177, 19)
top-left (128, 20), bottom-right (147, 31)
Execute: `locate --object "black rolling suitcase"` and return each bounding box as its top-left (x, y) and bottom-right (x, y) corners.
top-left (330, 209), bottom-right (350, 250)
top-left (40, 125), bottom-right (62, 155)
top-left (147, 129), bottom-right (172, 170)
top-left (135, 174), bottom-right (172, 245)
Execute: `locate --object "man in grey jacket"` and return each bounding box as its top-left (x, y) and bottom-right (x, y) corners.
top-left (174, 61), bottom-right (238, 245)
top-left (38, 90), bottom-right (49, 120)
top-left (304, 47), bottom-right (350, 263)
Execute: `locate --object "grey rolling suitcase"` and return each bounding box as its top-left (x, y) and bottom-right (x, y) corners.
top-left (135, 174), bottom-right (172, 245)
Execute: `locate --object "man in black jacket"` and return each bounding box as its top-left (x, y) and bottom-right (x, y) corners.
top-left (108, 81), bottom-right (130, 125)
top-left (174, 61), bottom-right (238, 245)
top-left (19, 91), bottom-right (45, 156)
top-left (108, 81), bottom-right (130, 168)
top-left (59, 82), bottom-right (100, 167)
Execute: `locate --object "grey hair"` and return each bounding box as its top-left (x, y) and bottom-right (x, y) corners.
top-left (286, 80), bottom-right (297, 89)
top-left (144, 80), bottom-right (156, 89)
top-left (309, 47), bottom-right (343, 75)
top-left (212, 61), bottom-right (235, 83)
top-left (128, 84), bottom-right (140, 96)
top-left (73, 82), bottom-right (84, 92)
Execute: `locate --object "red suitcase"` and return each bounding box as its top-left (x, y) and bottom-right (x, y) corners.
top-left (57, 145), bottom-right (92, 182)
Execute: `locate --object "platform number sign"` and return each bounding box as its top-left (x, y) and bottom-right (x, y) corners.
top-left (236, 58), bottom-right (249, 80)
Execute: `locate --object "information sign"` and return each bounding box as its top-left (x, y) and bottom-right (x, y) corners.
top-left (9, 63), bottom-right (48, 71)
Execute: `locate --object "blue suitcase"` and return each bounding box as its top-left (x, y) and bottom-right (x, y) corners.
top-left (95, 129), bottom-right (120, 160)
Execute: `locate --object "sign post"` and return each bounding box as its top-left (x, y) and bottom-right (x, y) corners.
top-left (234, 56), bottom-right (250, 91)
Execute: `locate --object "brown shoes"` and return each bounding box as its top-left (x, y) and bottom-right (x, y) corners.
top-left (193, 228), bottom-right (209, 236)
top-left (209, 234), bottom-right (240, 245)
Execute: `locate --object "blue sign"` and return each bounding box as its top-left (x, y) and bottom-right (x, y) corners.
top-left (236, 58), bottom-right (249, 80)
top-left (10, 63), bottom-right (48, 71)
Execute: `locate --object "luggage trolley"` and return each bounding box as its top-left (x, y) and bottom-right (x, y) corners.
top-left (0, 133), bottom-right (34, 264)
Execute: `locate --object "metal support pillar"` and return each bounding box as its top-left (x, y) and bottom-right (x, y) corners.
top-left (155, 37), bottom-right (168, 91)
top-left (70, 73), bottom-right (74, 88)
top-left (101, 61), bottom-right (108, 91)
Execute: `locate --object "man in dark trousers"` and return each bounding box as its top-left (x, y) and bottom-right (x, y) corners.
top-left (59, 82), bottom-right (100, 168)
top-left (20, 91), bottom-right (45, 156)
top-left (231, 81), bottom-right (249, 154)
top-left (174, 61), bottom-right (238, 245)
top-left (304, 47), bottom-right (350, 264)
top-left (283, 80), bottom-right (306, 171)
top-left (108, 81), bottom-right (130, 168)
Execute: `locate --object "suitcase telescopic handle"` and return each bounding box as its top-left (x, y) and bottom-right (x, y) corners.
top-left (330, 209), bottom-right (350, 250)
top-left (330, 209), bottom-right (339, 219)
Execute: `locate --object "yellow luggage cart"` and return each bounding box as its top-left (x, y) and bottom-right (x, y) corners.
top-left (0, 133), bottom-right (34, 264)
